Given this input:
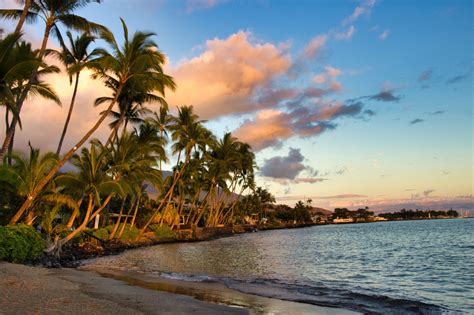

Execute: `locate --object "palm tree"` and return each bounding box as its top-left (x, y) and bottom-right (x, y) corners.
top-left (1, 34), bottom-right (61, 148)
top-left (147, 106), bottom-right (171, 171)
top-left (53, 142), bottom-right (122, 251)
top-left (0, 144), bottom-right (57, 224)
top-left (138, 106), bottom-right (213, 238)
top-left (95, 77), bottom-right (167, 146)
top-left (10, 19), bottom-right (175, 224)
top-left (51, 31), bottom-right (96, 155)
top-left (0, 0), bottom-right (106, 160)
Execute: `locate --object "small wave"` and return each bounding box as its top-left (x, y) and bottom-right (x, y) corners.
top-left (146, 270), bottom-right (455, 314)
top-left (156, 271), bottom-right (216, 283)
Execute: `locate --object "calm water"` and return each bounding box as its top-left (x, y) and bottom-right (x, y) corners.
top-left (85, 219), bottom-right (474, 314)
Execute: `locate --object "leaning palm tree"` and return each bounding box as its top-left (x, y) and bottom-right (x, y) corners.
top-left (0, 144), bottom-right (57, 224)
top-left (0, 0), bottom-right (106, 160)
top-left (51, 31), bottom-right (97, 155)
top-left (10, 19), bottom-right (175, 225)
top-left (53, 142), bottom-right (122, 252)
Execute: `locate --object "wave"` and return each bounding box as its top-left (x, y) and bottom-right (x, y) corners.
top-left (153, 271), bottom-right (456, 314)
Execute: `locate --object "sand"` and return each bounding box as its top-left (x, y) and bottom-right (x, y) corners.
top-left (0, 262), bottom-right (358, 314)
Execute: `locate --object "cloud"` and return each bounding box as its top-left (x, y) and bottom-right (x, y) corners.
top-left (260, 148), bottom-right (326, 184)
top-left (429, 110), bottom-right (445, 115)
top-left (423, 189), bottom-right (435, 197)
top-left (364, 109), bottom-right (376, 116)
top-left (366, 88), bottom-right (402, 102)
top-left (335, 25), bottom-right (356, 41)
top-left (166, 31), bottom-right (291, 118)
top-left (446, 73), bottom-right (471, 84)
top-left (260, 148), bottom-right (306, 180)
top-left (277, 194), bottom-right (367, 202)
top-left (342, 0), bottom-right (377, 25)
top-left (378, 29), bottom-right (390, 40)
top-left (233, 101), bottom-right (364, 151)
top-left (410, 118), bottom-right (424, 125)
top-left (185, 0), bottom-right (225, 12)
top-left (312, 66), bottom-right (342, 85)
top-left (303, 35), bottom-right (327, 59)
top-left (418, 69), bottom-right (433, 82)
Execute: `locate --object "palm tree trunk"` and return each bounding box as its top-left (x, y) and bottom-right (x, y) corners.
top-left (118, 196), bottom-right (136, 238)
top-left (109, 196), bottom-right (126, 240)
top-left (129, 194), bottom-right (141, 229)
top-left (136, 150), bottom-right (191, 240)
top-left (54, 194), bottom-right (94, 251)
top-left (194, 184), bottom-right (213, 226)
top-left (66, 197), bottom-right (84, 228)
top-left (87, 193), bottom-right (115, 224)
top-left (105, 110), bottom-right (125, 147)
top-left (14, 0), bottom-right (31, 33)
top-left (56, 72), bottom-right (80, 155)
top-left (10, 85), bottom-right (123, 225)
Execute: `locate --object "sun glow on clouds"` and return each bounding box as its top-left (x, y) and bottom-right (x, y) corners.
top-left (166, 31), bottom-right (291, 118)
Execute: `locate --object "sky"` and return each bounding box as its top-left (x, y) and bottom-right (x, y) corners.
top-left (1, 0), bottom-right (473, 212)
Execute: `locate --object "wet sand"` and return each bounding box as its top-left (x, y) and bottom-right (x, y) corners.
top-left (0, 262), bottom-right (357, 314)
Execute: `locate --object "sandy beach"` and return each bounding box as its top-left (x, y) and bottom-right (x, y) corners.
top-left (0, 262), bottom-right (356, 314)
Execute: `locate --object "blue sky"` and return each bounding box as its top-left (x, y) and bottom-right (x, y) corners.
top-left (1, 0), bottom-right (472, 211)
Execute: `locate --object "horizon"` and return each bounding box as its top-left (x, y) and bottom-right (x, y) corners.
top-left (0, 0), bottom-right (472, 212)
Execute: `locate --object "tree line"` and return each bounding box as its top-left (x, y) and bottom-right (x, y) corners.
top-left (0, 0), bottom-right (259, 255)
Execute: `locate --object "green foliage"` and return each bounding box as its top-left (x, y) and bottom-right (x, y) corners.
top-left (150, 224), bottom-right (176, 240)
top-left (0, 225), bottom-right (44, 263)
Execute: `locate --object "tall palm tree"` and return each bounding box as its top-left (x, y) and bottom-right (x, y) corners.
top-left (51, 31), bottom-right (96, 155)
top-left (10, 19), bottom-right (175, 224)
top-left (1, 36), bottom-right (61, 164)
top-left (147, 106), bottom-right (171, 171)
top-left (95, 77), bottom-right (167, 146)
top-left (0, 0), bottom-right (106, 160)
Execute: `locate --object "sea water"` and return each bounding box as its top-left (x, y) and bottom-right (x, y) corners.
top-left (84, 219), bottom-right (474, 314)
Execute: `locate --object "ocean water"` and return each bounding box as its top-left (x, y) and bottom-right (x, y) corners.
top-left (84, 219), bottom-right (474, 314)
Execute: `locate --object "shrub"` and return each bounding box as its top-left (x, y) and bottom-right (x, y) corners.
top-left (150, 224), bottom-right (176, 240)
top-left (0, 224), bottom-right (44, 263)
top-left (115, 224), bottom-right (139, 241)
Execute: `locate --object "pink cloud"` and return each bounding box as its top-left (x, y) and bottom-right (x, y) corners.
top-left (303, 35), bottom-right (327, 58)
top-left (233, 100), bottom-right (364, 151)
top-left (334, 25), bottom-right (356, 41)
top-left (166, 31), bottom-right (291, 118)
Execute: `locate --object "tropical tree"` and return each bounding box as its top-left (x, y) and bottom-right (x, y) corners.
top-left (147, 106), bottom-right (171, 171)
top-left (0, 0), bottom-right (106, 160)
top-left (0, 145), bottom-right (59, 225)
top-left (51, 31), bottom-right (96, 155)
top-left (137, 106), bottom-right (212, 238)
top-left (1, 34), bottom-right (61, 160)
top-left (53, 142), bottom-right (122, 252)
top-left (10, 18), bottom-right (175, 225)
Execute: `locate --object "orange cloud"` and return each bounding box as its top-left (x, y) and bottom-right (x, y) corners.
top-left (166, 31), bottom-right (291, 118)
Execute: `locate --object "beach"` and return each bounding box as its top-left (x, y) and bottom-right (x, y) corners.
top-left (0, 262), bottom-right (354, 314)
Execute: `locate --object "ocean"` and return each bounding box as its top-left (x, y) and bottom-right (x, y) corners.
top-left (84, 219), bottom-right (474, 314)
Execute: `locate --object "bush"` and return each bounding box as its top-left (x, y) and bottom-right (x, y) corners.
top-left (0, 224), bottom-right (44, 263)
top-left (150, 224), bottom-right (176, 240)
top-left (115, 224), bottom-right (139, 241)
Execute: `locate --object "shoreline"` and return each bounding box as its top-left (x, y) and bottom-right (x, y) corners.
top-left (40, 217), bottom-right (469, 268)
top-left (0, 262), bottom-right (357, 314)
